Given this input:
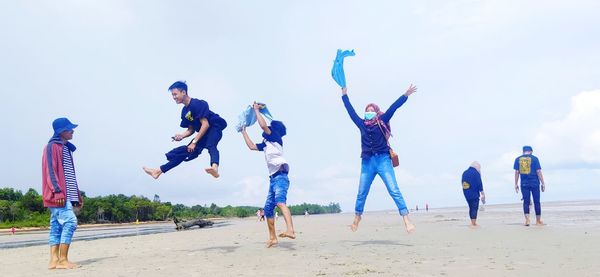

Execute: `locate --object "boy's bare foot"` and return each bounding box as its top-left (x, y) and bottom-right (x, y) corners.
top-left (48, 259), bottom-right (58, 269)
top-left (535, 221), bottom-right (545, 226)
top-left (266, 239), bottom-right (278, 248)
top-left (205, 167), bottom-right (220, 178)
top-left (278, 231), bottom-right (296, 239)
top-left (469, 224), bottom-right (480, 229)
top-left (143, 167), bottom-right (162, 179)
top-left (55, 260), bottom-right (78, 269)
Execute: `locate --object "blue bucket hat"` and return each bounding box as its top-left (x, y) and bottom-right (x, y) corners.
top-left (522, 145), bottom-right (533, 152)
top-left (53, 117), bottom-right (78, 136)
top-left (270, 120), bottom-right (286, 136)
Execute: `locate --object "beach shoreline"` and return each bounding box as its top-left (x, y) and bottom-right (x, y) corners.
top-left (1, 200), bottom-right (599, 276)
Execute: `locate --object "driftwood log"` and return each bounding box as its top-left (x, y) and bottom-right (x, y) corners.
top-left (173, 216), bottom-right (214, 231)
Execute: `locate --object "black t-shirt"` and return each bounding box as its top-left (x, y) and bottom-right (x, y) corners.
top-left (180, 98), bottom-right (226, 132)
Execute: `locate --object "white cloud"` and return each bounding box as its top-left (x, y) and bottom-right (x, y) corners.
top-left (534, 90), bottom-right (600, 167)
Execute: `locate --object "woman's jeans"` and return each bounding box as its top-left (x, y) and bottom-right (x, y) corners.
top-left (49, 201), bottom-right (78, 245)
top-left (355, 153), bottom-right (409, 216)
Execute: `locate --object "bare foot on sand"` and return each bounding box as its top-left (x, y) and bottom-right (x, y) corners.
top-left (55, 260), bottom-right (77, 269)
top-left (143, 167), bottom-right (162, 179)
top-left (266, 239), bottom-right (278, 248)
top-left (48, 259), bottom-right (58, 269)
top-left (469, 224), bottom-right (480, 229)
top-left (205, 167), bottom-right (220, 178)
top-left (278, 231), bottom-right (296, 239)
top-left (535, 221), bottom-right (546, 226)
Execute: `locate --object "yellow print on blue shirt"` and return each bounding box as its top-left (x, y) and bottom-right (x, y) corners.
top-left (519, 157), bottom-right (532, 174)
top-left (185, 111), bottom-right (193, 122)
top-left (462, 181), bottom-right (470, 190)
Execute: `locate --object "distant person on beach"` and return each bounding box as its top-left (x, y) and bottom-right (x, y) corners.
top-left (11, 226), bottom-right (16, 235)
top-left (338, 85), bottom-right (417, 233)
top-left (416, 205), bottom-right (419, 211)
top-left (143, 81), bottom-right (227, 179)
top-left (426, 203), bottom-right (429, 212)
top-left (241, 102), bottom-right (295, 248)
top-left (42, 118), bottom-right (84, 269)
top-left (514, 146), bottom-right (546, 226)
top-left (462, 161), bottom-right (486, 227)
top-left (260, 208), bottom-right (265, 222)
top-left (256, 209), bottom-right (261, 221)
top-left (304, 209), bottom-right (310, 217)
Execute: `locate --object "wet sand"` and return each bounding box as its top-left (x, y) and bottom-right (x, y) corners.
top-left (1, 200), bottom-right (599, 276)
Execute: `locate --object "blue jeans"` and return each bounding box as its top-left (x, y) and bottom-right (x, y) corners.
top-left (160, 126), bottom-right (224, 173)
top-left (264, 173), bottom-right (290, 218)
top-left (355, 153), bottom-right (409, 216)
top-left (49, 201), bottom-right (78, 245)
top-left (522, 185), bottom-right (541, 216)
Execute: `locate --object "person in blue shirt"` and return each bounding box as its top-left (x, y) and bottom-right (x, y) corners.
top-left (514, 145), bottom-right (546, 226)
top-left (241, 102), bottom-right (295, 248)
top-left (461, 161), bottom-right (486, 227)
top-left (339, 85), bottom-right (417, 234)
top-left (144, 81), bottom-right (227, 179)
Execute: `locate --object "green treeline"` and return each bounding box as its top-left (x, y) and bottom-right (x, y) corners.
top-left (0, 187), bottom-right (341, 228)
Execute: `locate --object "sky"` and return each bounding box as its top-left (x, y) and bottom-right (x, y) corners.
top-left (1, 0), bottom-right (599, 212)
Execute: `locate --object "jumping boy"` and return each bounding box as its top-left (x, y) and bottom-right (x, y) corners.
top-left (241, 102), bottom-right (295, 248)
top-left (144, 81), bottom-right (227, 179)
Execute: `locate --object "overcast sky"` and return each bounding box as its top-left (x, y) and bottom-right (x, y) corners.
top-left (1, 0), bottom-right (599, 212)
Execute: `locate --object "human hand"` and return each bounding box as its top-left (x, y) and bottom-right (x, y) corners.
top-left (187, 142), bottom-right (196, 153)
top-left (173, 133), bottom-right (184, 141)
top-left (404, 84), bottom-right (417, 96)
top-left (541, 183), bottom-right (546, 192)
top-left (253, 102), bottom-right (261, 111)
top-left (341, 87), bottom-right (347, 95)
top-left (53, 197), bottom-right (65, 206)
top-left (481, 195), bottom-right (486, 205)
top-left (515, 184), bottom-right (519, 193)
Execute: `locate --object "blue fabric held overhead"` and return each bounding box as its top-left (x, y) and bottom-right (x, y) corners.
top-left (331, 49), bottom-right (355, 88)
top-left (235, 103), bottom-right (274, 132)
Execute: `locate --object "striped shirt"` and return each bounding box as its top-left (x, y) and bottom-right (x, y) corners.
top-left (62, 145), bottom-right (79, 203)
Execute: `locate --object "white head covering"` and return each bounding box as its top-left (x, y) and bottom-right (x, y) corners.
top-left (471, 161), bottom-right (481, 173)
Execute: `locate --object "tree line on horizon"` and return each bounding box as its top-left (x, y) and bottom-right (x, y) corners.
top-left (0, 187), bottom-right (341, 228)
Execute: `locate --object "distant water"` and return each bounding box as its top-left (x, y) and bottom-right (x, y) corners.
top-left (0, 221), bottom-right (227, 249)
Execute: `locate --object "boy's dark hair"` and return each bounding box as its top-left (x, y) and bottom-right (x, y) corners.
top-left (270, 120), bottom-right (286, 136)
top-left (168, 81), bottom-right (188, 94)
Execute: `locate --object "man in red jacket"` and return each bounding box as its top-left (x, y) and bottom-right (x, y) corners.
top-left (42, 118), bottom-right (83, 269)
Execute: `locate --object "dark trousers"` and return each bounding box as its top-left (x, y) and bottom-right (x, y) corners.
top-left (467, 198), bottom-right (479, 219)
top-left (521, 185), bottom-right (541, 216)
top-left (160, 127), bottom-right (223, 173)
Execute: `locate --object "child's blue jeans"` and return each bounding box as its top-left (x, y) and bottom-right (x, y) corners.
top-left (355, 153), bottom-right (409, 216)
top-left (264, 173), bottom-right (290, 218)
top-left (48, 201), bottom-right (78, 245)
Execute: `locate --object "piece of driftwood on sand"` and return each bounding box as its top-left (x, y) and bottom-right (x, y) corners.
top-left (173, 216), bottom-right (214, 231)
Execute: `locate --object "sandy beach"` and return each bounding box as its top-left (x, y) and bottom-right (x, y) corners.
top-left (1, 200), bottom-right (599, 277)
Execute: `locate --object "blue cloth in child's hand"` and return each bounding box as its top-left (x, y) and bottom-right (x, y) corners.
top-left (235, 104), bottom-right (274, 132)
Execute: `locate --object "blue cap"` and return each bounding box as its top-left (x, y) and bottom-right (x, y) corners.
top-left (523, 145), bottom-right (533, 152)
top-left (52, 118), bottom-right (78, 136)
